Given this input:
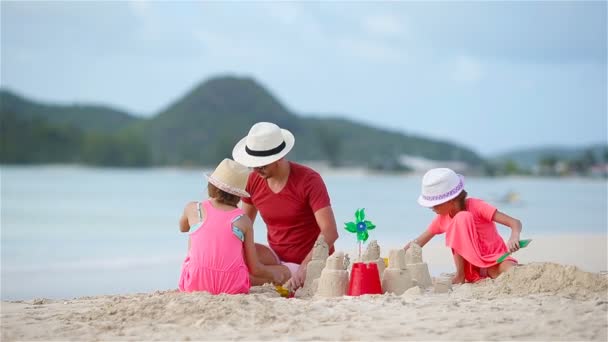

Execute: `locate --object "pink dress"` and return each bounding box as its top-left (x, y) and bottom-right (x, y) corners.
top-left (426, 198), bottom-right (516, 282)
top-left (178, 200), bottom-right (250, 294)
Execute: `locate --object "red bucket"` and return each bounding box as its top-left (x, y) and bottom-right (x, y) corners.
top-left (348, 262), bottom-right (382, 296)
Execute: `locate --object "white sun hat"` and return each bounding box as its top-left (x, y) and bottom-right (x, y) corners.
top-left (206, 158), bottom-right (250, 198)
top-left (417, 168), bottom-right (465, 207)
top-left (232, 122), bottom-right (295, 168)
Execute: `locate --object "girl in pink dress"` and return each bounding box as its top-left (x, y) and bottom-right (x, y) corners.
top-left (178, 159), bottom-right (284, 294)
top-left (405, 168), bottom-right (523, 284)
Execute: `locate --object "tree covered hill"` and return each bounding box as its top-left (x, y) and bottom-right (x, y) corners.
top-left (1, 75), bottom-right (483, 168)
top-left (0, 89), bottom-right (138, 133)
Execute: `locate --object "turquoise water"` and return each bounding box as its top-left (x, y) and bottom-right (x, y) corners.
top-left (2, 166), bottom-right (606, 300)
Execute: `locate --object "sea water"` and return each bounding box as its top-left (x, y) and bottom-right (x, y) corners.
top-left (1, 166), bottom-right (606, 300)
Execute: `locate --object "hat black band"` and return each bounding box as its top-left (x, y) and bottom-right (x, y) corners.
top-left (245, 141), bottom-right (286, 157)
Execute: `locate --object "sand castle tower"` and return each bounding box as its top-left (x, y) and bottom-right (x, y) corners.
top-left (382, 248), bottom-right (414, 295)
top-left (361, 240), bottom-right (386, 278)
top-left (316, 252), bottom-right (349, 297)
top-left (295, 236), bottom-right (329, 298)
top-left (404, 242), bottom-right (432, 288)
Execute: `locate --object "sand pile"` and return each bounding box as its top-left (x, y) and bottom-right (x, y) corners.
top-left (404, 242), bottom-right (432, 288)
top-left (316, 252), bottom-right (349, 297)
top-left (4, 280), bottom-right (606, 341)
top-left (470, 262), bottom-right (608, 299)
top-left (295, 236), bottom-right (328, 298)
top-left (382, 248), bottom-right (414, 295)
top-left (361, 240), bottom-right (385, 277)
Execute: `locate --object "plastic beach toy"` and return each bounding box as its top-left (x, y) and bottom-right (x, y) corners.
top-left (496, 239), bottom-right (532, 263)
top-left (275, 285), bottom-right (294, 298)
top-left (348, 262), bottom-right (382, 296)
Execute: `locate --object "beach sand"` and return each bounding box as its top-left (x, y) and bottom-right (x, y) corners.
top-left (2, 235), bottom-right (607, 341)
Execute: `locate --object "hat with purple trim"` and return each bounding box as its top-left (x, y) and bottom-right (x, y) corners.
top-left (417, 168), bottom-right (465, 207)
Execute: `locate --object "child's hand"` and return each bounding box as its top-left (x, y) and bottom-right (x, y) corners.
top-left (507, 235), bottom-right (521, 253)
top-left (403, 238), bottom-right (419, 251)
top-left (284, 265), bottom-right (307, 291)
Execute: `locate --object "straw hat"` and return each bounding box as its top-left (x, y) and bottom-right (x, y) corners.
top-left (206, 159), bottom-right (250, 198)
top-left (232, 122), bottom-right (295, 168)
top-left (417, 168), bottom-right (465, 207)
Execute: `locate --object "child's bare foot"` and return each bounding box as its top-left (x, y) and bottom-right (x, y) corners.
top-left (452, 273), bottom-right (465, 284)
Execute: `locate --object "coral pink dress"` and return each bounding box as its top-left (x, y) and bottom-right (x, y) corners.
top-left (426, 198), bottom-right (516, 282)
top-left (178, 200), bottom-right (250, 294)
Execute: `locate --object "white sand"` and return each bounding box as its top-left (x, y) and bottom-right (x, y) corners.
top-left (2, 235), bottom-right (607, 341)
top-left (413, 233), bottom-right (608, 274)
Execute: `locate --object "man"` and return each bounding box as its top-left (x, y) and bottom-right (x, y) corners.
top-left (232, 122), bottom-right (339, 290)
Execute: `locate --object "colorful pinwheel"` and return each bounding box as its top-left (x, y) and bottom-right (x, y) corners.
top-left (344, 208), bottom-right (376, 258)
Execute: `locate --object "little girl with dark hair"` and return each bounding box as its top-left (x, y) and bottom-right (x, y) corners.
top-left (404, 168), bottom-right (523, 284)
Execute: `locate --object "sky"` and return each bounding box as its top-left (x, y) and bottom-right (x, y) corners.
top-left (1, 1), bottom-right (606, 156)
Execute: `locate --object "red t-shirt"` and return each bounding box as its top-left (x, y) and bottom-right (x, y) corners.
top-left (242, 162), bottom-right (331, 263)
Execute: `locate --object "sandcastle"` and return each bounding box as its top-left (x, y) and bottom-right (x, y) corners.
top-left (381, 248), bottom-right (414, 295)
top-left (294, 239), bottom-right (432, 297)
top-left (361, 240), bottom-right (386, 278)
top-left (404, 242), bottom-right (432, 288)
top-left (315, 252), bottom-right (349, 297)
top-left (294, 236), bottom-right (329, 298)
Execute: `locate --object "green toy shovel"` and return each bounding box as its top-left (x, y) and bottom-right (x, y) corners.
top-left (496, 239), bottom-right (532, 263)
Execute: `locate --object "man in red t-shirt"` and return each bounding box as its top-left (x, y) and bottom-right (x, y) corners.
top-left (232, 122), bottom-right (339, 290)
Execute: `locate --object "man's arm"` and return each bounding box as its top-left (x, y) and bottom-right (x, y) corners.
top-left (314, 206), bottom-right (339, 248)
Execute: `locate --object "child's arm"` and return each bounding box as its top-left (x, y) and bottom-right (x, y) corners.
top-left (237, 217), bottom-right (282, 283)
top-left (404, 230), bottom-right (435, 250)
top-left (179, 203), bottom-right (193, 232)
top-left (493, 210), bottom-right (522, 252)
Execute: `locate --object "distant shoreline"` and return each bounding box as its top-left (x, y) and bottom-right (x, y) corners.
top-left (2, 163), bottom-right (608, 180)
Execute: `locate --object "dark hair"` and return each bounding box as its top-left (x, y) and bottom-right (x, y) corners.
top-left (207, 183), bottom-right (241, 207)
top-left (454, 190), bottom-right (468, 212)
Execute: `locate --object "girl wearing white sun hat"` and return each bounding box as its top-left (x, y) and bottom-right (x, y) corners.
top-left (405, 168), bottom-right (524, 284)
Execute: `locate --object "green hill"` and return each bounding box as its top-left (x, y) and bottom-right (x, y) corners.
top-left (1, 75), bottom-right (484, 168)
top-left (0, 90), bottom-right (151, 166)
top-left (142, 75), bottom-right (483, 167)
top-left (0, 89), bottom-right (138, 133)
top-left (142, 76), bottom-right (302, 165)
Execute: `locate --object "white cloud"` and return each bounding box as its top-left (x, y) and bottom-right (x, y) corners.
top-left (263, 2), bottom-right (302, 25)
top-left (450, 55), bottom-right (484, 84)
top-left (127, 0), bottom-right (151, 20)
top-left (337, 37), bottom-right (405, 64)
top-left (362, 13), bottom-right (406, 38)
top-left (193, 30), bottom-right (267, 60)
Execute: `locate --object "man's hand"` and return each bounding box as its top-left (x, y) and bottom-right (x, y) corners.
top-left (284, 264), bottom-right (307, 291)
